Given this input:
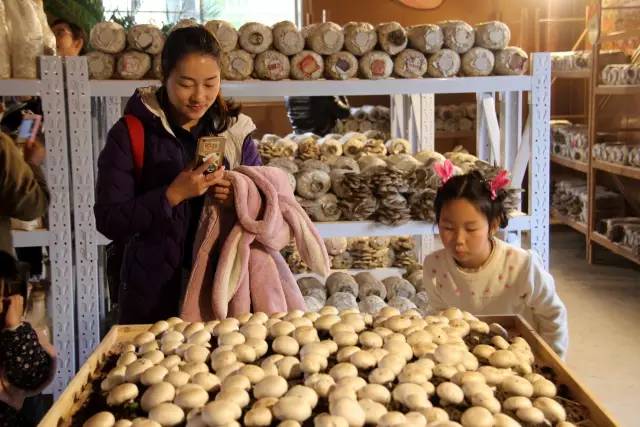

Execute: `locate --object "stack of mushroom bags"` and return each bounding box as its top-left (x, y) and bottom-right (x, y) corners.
top-left (297, 271), bottom-right (426, 315)
top-left (80, 306), bottom-right (584, 427)
top-left (334, 106), bottom-right (391, 138)
top-left (87, 21), bottom-right (167, 80)
top-left (593, 141), bottom-right (640, 168)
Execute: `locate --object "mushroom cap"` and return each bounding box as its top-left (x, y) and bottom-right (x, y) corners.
top-left (515, 406), bottom-right (545, 424)
top-left (202, 400), bottom-right (242, 425)
top-left (148, 403), bottom-right (185, 426)
top-left (533, 397), bottom-right (567, 422)
top-left (184, 345), bottom-right (209, 364)
top-left (286, 385), bottom-right (320, 408)
top-left (273, 396), bottom-right (313, 422)
top-left (493, 413), bottom-right (521, 427)
top-left (489, 350), bottom-right (518, 368)
top-left (216, 387), bottom-right (251, 408)
top-left (244, 407), bottom-right (273, 427)
top-left (378, 411), bottom-right (406, 427)
top-left (141, 382), bottom-right (175, 412)
top-left (191, 372), bottom-right (220, 392)
top-left (313, 413), bottom-right (350, 427)
top-left (329, 398), bottom-right (366, 427)
top-left (254, 375), bottom-right (289, 399)
top-left (437, 382), bottom-right (465, 405)
top-left (83, 411), bottom-right (116, 427)
top-left (107, 383), bottom-right (139, 407)
top-left (358, 398), bottom-right (388, 424)
top-left (533, 378), bottom-right (557, 398)
top-left (434, 344), bottom-right (465, 365)
top-left (223, 374), bottom-right (252, 391)
top-left (329, 362), bottom-right (359, 381)
top-left (273, 335), bottom-right (300, 356)
top-left (369, 367), bottom-right (396, 384)
top-left (501, 375), bottom-right (534, 397)
top-left (350, 350), bottom-right (377, 370)
top-left (461, 407), bottom-right (493, 427)
top-left (141, 365), bottom-right (169, 386)
top-left (357, 383), bottom-right (391, 404)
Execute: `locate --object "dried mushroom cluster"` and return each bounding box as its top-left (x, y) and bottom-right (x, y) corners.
top-left (87, 19), bottom-right (526, 81)
top-left (597, 217), bottom-right (640, 256)
top-left (76, 307), bottom-right (589, 427)
top-left (334, 105), bottom-right (391, 139)
top-left (436, 103), bottom-right (476, 133)
top-left (88, 22), bottom-right (166, 79)
top-left (261, 133), bottom-right (521, 225)
top-left (550, 121), bottom-right (588, 164)
top-left (592, 141), bottom-right (640, 168)
top-left (552, 178), bottom-right (624, 225)
top-left (284, 237), bottom-right (419, 277)
top-left (297, 271), bottom-right (426, 315)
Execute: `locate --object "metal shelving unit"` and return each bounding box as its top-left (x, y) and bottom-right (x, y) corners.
top-left (65, 53), bottom-right (550, 364)
top-left (0, 57), bottom-right (75, 397)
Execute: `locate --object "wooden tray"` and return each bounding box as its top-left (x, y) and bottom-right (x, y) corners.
top-left (38, 317), bottom-right (619, 427)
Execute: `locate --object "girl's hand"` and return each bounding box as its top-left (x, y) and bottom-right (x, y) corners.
top-left (211, 174), bottom-right (234, 208)
top-left (166, 160), bottom-right (224, 207)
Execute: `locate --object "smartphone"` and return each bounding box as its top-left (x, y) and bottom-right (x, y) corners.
top-left (196, 136), bottom-right (225, 174)
top-left (16, 113), bottom-right (42, 150)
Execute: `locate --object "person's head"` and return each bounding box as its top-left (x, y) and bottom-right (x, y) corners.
top-left (434, 170), bottom-right (509, 268)
top-left (0, 251), bottom-right (26, 324)
top-left (52, 19), bottom-right (86, 56)
top-left (161, 26), bottom-right (238, 132)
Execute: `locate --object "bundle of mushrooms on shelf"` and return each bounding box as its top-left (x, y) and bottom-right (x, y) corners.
top-left (593, 141), bottom-right (640, 168)
top-left (81, 18), bottom-right (528, 81)
top-left (597, 217), bottom-right (640, 255)
top-left (261, 133), bottom-right (523, 226)
top-left (550, 121), bottom-right (588, 163)
top-left (73, 305), bottom-right (593, 427)
top-left (552, 179), bottom-right (624, 224)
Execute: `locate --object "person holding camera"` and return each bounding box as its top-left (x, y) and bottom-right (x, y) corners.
top-left (0, 251), bottom-right (56, 426)
top-left (0, 130), bottom-right (49, 256)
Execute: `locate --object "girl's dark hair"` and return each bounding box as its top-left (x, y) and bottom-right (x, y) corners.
top-left (434, 170), bottom-right (509, 229)
top-left (161, 26), bottom-right (240, 134)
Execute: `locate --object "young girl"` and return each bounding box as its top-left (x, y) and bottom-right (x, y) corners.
top-left (423, 163), bottom-right (569, 358)
top-left (94, 26), bottom-right (261, 324)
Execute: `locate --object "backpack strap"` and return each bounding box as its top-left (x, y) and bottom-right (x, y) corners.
top-left (124, 114), bottom-right (144, 181)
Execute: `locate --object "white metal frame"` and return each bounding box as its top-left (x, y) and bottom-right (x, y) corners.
top-left (1, 57), bottom-right (76, 397)
top-left (66, 54), bottom-right (550, 364)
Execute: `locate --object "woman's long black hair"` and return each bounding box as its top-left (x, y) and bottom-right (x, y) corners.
top-left (160, 26), bottom-right (240, 134)
top-left (434, 170), bottom-right (509, 229)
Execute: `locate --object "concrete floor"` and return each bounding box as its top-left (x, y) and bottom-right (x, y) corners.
top-left (550, 228), bottom-right (640, 426)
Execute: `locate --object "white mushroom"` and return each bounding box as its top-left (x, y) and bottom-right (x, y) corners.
top-left (216, 387), bottom-right (250, 408)
top-left (191, 372), bottom-right (220, 392)
top-left (437, 382), bottom-right (465, 406)
top-left (272, 396), bottom-right (313, 422)
top-left (148, 403), bottom-right (184, 426)
top-left (515, 407), bottom-right (545, 424)
top-left (254, 375), bottom-right (288, 399)
top-left (165, 371), bottom-right (190, 388)
top-left (501, 376), bottom-right (534, 397)
top-left (314, 413), bottom-right (349, 427)
top-left (141, 366), bottom-right (169, 386)
top-left (329, 398), bottom-right (366, 427)
top-left (83, 412), bottom-right (116, 427)
top-left (107, 383), bottom-right (139, 407)
top-left (493, 413), bottom-right (521, 427)
top-left (202, 400), bottom-right (242, 426)
top-left (532, 378), bottom-right (557, 397)
top-left (533, 397), bottom-right (567, 422)
top-left (244, 407), bottom-right (273, 427)
top-left (359, 398), bottom-right (388, 424)
top-left (460, 407), bottom-right (493, 427)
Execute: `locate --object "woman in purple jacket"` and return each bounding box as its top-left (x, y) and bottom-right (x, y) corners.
top-left (94, 27), bottom-right (261, 324)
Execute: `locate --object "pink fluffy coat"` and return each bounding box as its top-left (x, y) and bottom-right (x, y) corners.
top-left (181, 166), bottom-right (330, 320)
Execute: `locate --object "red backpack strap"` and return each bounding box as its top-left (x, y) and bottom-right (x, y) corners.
top-left (124, 114), bottom-right (145, 181)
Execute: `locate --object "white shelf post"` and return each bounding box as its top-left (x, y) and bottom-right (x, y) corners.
top-left (40, 56), bottom-right (76, 397)
top-left (65, 57), bottom-right (101, 364)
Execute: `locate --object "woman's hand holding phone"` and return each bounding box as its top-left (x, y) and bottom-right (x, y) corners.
top-left (165, 158), bottom-right (225, 207)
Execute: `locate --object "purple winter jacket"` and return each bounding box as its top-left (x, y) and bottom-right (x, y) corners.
top-left (94, 87), bottom-right (261, 323)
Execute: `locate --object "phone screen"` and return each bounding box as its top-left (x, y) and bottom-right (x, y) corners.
top-left (18, 118), bottom-right (35, 140)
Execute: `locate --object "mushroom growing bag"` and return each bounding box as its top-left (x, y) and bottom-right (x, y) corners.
top-left (5, 0), bottom-right (43, 79)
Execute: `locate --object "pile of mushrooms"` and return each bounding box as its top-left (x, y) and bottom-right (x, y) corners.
top-left (78, 306), bottom-right (587, 427)
top-left (260, 133), bottom-right (522, 226)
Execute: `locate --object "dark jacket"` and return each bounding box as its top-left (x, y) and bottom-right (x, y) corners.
top-left (285, 96), bottom-right (350, 135)
top-left (94, 87), bottom-right (261, 323)
top-left (0, 132), bottom-right (50, 255)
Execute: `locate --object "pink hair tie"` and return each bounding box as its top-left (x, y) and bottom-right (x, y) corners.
top-left (489, 169), bottom-right (510, 200)
top-left (434, 159), bottom-right (454, 184)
